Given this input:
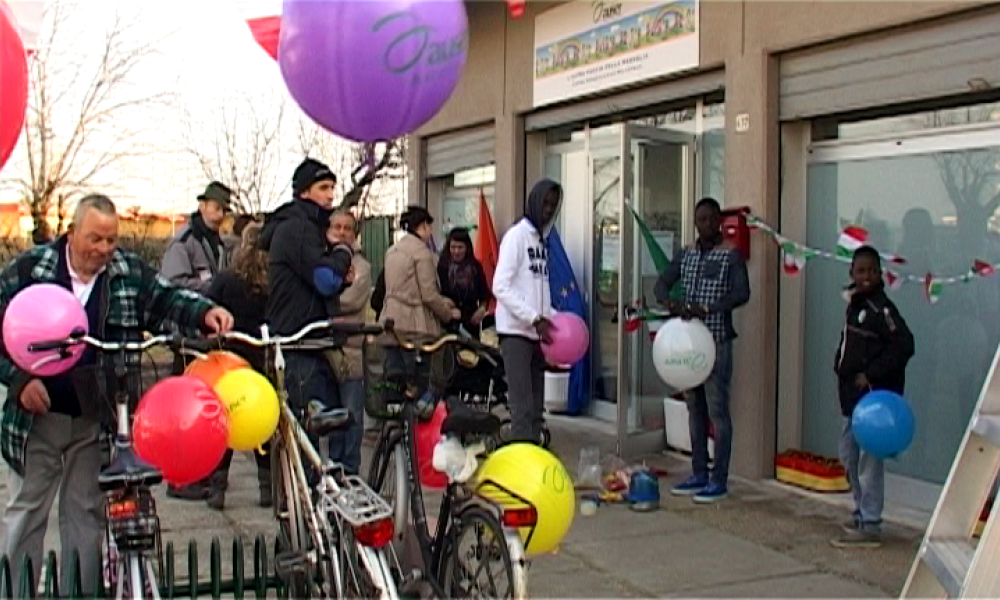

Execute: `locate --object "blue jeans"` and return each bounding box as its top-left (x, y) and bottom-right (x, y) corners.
top-left (284, 353), bottom-right (341, 463)
top-left (687, 340), bottom-right (733, 487)
top-left (839, 417), bottom-right (884, 532)
top-left (329, 378), bottom-right (364, 475)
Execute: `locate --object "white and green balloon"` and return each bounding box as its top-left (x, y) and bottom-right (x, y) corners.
top-left (651, 319), bottom-right (716, 391)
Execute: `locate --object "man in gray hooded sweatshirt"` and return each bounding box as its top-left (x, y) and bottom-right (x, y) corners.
top-left (492, 179), bottom-right (562, 443)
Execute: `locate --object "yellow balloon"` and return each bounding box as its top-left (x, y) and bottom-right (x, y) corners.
top-left (475, 443), bottom-right (575, 555)
top-left (213, 368), bottom-right (279, 451)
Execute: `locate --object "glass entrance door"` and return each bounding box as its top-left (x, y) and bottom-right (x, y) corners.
top-left (617, 125), bottom-right (695, 457)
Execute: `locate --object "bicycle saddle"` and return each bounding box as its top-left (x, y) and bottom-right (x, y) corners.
top-left (305, 400), bottom-right (353, 437)
top-left (441, 411), bottom-right (502, 438)
top-left (98, 446), bottom-right (163, 492)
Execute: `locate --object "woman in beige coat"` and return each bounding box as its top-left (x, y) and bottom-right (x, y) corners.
top-left (380, 206), bottom-right (460, 337)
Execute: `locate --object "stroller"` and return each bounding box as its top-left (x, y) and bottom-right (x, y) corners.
top-left (447, 327), bottom-right (551, 449)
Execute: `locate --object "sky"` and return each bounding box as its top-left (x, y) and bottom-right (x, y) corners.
top-left (1, 0), bottom-right (406, 217)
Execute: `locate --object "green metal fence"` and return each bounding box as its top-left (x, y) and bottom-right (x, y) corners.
top-left (360, 215), bottom-right (394, 282)
top-left (0, 535), bottom-right (286, 599)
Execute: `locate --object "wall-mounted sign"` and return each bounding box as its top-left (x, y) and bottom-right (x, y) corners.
top-left (533, 0), bottom-right (699, 108)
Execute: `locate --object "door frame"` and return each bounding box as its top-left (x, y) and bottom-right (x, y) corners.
top-left (617, 124), bottom-right (697, 458)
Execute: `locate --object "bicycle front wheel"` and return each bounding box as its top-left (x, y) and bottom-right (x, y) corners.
top-left (439, 507), bottom-right (528, 600)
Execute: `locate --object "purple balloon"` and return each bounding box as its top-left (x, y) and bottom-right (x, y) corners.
top-left (542, 312), bottom-right (590, 367)
top-left (279, 0), bottom-right (469, 142)
top-left (2, 283), bottom-right (88, 377)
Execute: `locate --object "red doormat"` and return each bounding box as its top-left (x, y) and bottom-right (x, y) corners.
top-left (775, 450), bottom-right (850, 493)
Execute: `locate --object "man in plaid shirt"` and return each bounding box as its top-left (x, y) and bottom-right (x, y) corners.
top-left (0, 195), bottom-right (234, 595)
top-left (654, 197), bottom-right (750, 503)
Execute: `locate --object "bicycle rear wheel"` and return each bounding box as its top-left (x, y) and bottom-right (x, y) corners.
top-left (369, 427), bottom-right (409, 545)
top-left (439, 506), bottom-right (527, 600)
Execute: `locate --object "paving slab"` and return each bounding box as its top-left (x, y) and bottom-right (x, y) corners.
top-left (566, 523), bottom-right (816, 597)
top-left (676, 571), bottom-right (886, 599)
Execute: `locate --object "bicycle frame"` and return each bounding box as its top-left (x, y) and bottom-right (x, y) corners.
top-left (28, 332), bottom-right (170, 599)
top-left (226, 323), bottom-right (398, 600)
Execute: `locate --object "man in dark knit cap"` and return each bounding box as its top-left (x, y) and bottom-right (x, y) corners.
top-left (259, 158), bottom-right (354, 464)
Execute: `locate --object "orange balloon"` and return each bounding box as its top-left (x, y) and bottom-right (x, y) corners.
top-left (184, 351), bottom-right (250, 388)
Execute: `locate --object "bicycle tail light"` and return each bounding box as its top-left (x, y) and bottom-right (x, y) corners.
top-left (502, 506), bottom-right (537, 528)
top-left (108, 497), bottom-right (139, 520)
top-left (354, 517), bottom-right (394, 548)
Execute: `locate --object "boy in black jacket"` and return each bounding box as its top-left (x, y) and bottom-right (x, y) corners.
top-left (832, 246), bottom-right (914, 548)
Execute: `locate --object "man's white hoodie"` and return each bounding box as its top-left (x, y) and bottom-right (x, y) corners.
top-left (493, 179), bottom-right (560, 340)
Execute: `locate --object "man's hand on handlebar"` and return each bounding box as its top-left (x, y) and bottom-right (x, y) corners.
top-left (203, 307), bottom-right (234, 335)
top-left (20, 380), bottom-right (50, 415)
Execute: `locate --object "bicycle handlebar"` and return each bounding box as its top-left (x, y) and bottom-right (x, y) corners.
top-left (382, 322), bottom-right (493, 355)
top-left (28, 320), bottom-right (388, 356)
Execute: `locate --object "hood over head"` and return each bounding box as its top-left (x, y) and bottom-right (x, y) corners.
top-left (524, 178), bottom-right (562, 234)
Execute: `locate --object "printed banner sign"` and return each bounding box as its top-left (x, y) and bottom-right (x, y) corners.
top-left (533, 0), bottom-right (699, 107)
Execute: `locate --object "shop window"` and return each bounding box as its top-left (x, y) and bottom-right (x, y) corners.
top-left (430, 165), bottom-right (496, 249)
top-left (813, 99), bottom-right (1000, 142)
top-left (802, 124), bottom-right (1000, 486)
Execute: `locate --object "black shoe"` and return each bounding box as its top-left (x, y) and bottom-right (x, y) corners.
top-left (167, 483), bottom-right (209, 501)
top-left (206, 488), bottom-right (225, 511)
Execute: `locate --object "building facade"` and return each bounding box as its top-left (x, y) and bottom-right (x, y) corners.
top-left (407, 0), bottom-right (1000, 514)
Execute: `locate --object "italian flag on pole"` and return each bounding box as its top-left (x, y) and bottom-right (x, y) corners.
top-left (836, 226), bottom-right (868, 258)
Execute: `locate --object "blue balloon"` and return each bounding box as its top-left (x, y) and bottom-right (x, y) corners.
top-left (851, 390), bottom-right (915, 459)
top-left (312, 266), bottom-right (343, 298)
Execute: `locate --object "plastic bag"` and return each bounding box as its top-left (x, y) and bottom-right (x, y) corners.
top-left (576, 446), bottom-right (602, 489)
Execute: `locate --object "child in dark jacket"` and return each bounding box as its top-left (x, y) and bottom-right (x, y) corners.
top-left (832, 246), bottom-right (914, 548)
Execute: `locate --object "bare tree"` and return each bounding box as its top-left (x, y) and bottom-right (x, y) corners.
top-left (182, 90), bottom-right (290, 216)
top-left (2, 1), bottom-right (178, 237)
top-left (293, 118), bottom-right (407, 216)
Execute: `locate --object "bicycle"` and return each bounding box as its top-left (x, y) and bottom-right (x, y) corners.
top-left (28, 329), bottom-right (182, 599)
top-left (190, 319), bottom-right (400, 599)
top-left (367, 324), bottom-right (532, 600)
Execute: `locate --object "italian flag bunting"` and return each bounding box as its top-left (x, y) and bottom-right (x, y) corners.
top-left (836, 226), bottom-right (868, 258)
top-left (884, 270), bottom-right (903, 290)
top-left (925, 273), bottom-right (942, 304)
top-left (972, 260), bottom-right (996, 278)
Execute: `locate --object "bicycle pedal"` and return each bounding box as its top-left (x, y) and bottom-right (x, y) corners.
top-left (274, 551), bottom-right (310, 577)
top-left (398, 568), bottom-right (423, 596)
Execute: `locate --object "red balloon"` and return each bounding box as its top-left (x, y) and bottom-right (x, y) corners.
top-left (415, 401), bottom-right (448, 489)
top-left (133, 376), bottom-right (229, 486)
top-left (0, 2), bottom-right (28, 171)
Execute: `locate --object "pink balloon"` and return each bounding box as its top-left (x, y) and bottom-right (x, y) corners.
top-left (133, 376), bottom-right (229, 486)
top-left (2, 283), bottom-right (89, 376)
top-left (541, 312), bottom-right (590, 366)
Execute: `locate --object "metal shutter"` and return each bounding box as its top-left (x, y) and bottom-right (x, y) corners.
top-left (425, 126), bottom-right (495, 178)
top-left (780, 8), bottom-right (1000, 121)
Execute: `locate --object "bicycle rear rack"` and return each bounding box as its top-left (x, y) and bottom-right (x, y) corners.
top-left (318, 474), bottom-right (394, 526)
top-left (0, 534), bottom-right (294, 599)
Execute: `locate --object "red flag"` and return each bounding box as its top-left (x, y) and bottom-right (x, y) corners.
top-left (236, 0), bottom-right (282, 60)
top-left (475, 189), bottom-right (499, 315)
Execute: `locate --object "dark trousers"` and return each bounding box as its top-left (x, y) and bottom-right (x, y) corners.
top-left (687, 340), bottom-right (734, 487)
top-left (500, 335), bottom-right (546, 443)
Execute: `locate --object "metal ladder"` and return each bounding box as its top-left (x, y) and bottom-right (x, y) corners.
top-left (901, 345), bottom-right (1000, 598)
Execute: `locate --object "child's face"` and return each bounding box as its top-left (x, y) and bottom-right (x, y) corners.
top-left (851, 255), bottom-right (882, 293)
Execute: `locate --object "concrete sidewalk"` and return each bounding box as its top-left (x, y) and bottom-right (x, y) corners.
top-left (0, 416), bottom-right (921, 597)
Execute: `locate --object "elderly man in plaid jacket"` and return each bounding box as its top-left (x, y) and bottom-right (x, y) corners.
top-left (655, 197), bottom-right (750, 504)
top-left (0, 195), bottom-right (234, 596)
